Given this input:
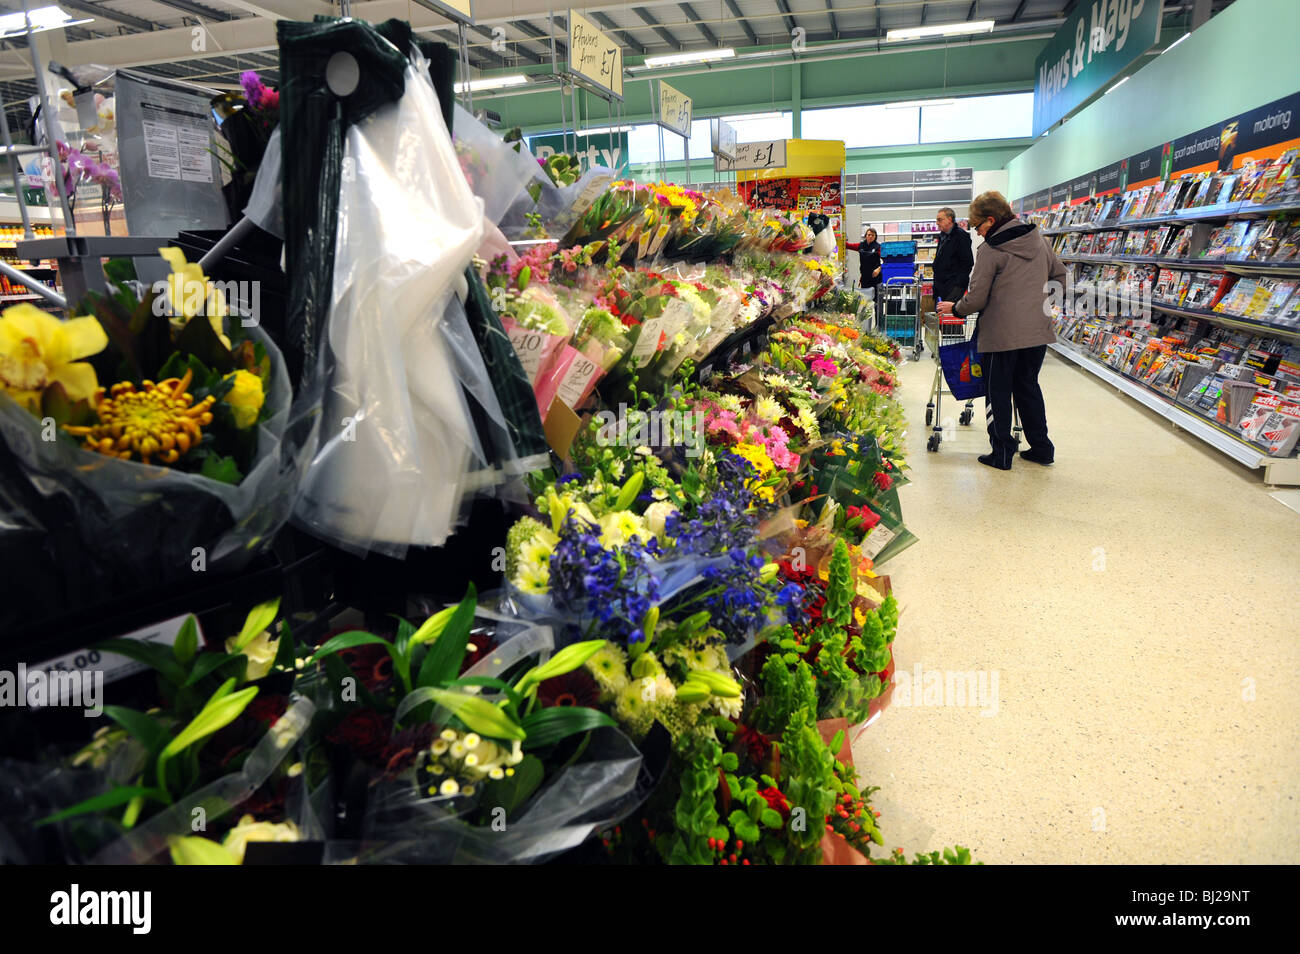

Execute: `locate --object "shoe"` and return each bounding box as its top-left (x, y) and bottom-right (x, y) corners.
top-left (1020, 449), bottom-right (1054, 466)
top-left (977, 454), bottom-right (1012, 470)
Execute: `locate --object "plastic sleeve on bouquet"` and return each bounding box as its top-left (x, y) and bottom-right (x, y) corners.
top-left (452, 104), bottom-right (544, 227)
top-left (243, 127), bottom-right (284, 240)
top-left (0, 322), bottom-right (295, 592)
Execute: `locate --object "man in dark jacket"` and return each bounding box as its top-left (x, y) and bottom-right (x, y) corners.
top-left (931, 207), bottom-right (973, 304)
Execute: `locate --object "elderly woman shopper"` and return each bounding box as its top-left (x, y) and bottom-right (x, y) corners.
top-left (937, 191), bottom-right (1066, 470)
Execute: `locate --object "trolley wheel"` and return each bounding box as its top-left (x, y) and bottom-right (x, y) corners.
top-left (959, 408), bottom-right (973, 426)
top-left (926, 435), bottom-right (940, 452)
top-left (925, 407), bottom-right (933, 426)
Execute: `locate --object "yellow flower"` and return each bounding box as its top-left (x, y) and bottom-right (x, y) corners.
top-left (158, 246), bottom-right (231, 349)
top-left (514, 561), bottom-right (550, 595)
top-left (64, 368), bottom-right (215, 465)
top-left (0, 304), bottom-right (107, 413)
top-left (598, 510), bottom-right (652, 548)
top-left (221, 815), bottom-right (300, 864)
top-left (225, 629), bottom-right (279, 681)
top-left (222, 369), bottom-right (264, 429)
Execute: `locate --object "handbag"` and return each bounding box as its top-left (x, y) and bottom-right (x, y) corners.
top-left (938, 325), bottom-right (986, 400)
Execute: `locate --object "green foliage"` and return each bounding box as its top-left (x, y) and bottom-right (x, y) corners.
top-left (777, 707), bottom-right (838, 864)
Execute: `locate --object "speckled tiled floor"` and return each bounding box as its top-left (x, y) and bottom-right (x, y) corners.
top-left (852, 349), bottom-right (1300, 864)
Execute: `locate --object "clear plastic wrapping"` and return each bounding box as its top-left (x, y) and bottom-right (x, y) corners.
top-left (289, 56), bottom-right (492, 556)
top-left (0, 322), bottom-right (294, 589)
top-left (452, 104), bottom-right (542, 227)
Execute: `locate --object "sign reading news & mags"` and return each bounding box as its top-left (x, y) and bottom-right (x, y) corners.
top-left (1032, 0), bottom-right (1161, 137)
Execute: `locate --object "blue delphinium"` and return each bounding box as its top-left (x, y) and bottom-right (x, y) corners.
top-left (548, 514), bottom-right (662, 644)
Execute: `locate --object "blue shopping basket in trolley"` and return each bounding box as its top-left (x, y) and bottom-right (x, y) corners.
top-left (880, 276), bottom-right (919, 351)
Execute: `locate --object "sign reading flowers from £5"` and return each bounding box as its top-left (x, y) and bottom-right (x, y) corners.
top-left (657, 80), bottom-right (692, 138)
top-left (1032, 0), bottom-right (1161, 137)
top-left (567, 9), bottom-right (623, 100)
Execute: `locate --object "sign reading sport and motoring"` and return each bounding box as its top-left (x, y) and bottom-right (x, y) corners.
top-left (1032, 0), bottom-right (1162, 137)
top-left (567, 9), bottom-right (623, 99)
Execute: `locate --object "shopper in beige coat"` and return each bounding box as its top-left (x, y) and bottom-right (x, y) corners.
top-left (937, 191), bottom-right (1066, 469)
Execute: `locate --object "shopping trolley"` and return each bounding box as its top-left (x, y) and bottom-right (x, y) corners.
top-left (920, 311), bottom-right (1023, 452)
top-left (921, 311), bottom-right (978, 452)
top-left (880, 276), bottom-right (920, 355)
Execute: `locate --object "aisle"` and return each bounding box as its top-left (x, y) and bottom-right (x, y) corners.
top-left (853, 349), bottom-right (1300, 864)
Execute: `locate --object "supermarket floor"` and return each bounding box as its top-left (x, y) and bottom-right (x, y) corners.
top-left (852, 348), bottom-right (1300, 864)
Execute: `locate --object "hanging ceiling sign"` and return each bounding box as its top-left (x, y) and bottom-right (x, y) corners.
top-left (711, 118), bottom-right (737, 160)
top-left (567, 9), bottom-right (623, 100)
top-left (420, 0), bottom-right (473, 23)
top-left (1032, 0), bottom-right (1161, 137)
top-left (714, 140), bottom-right (787, 172)
top-left (656, 80), bottom-right (692, 138)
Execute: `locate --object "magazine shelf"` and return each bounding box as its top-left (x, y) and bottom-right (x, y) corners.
top-left (1049, 340), bottom-right (1300, 484)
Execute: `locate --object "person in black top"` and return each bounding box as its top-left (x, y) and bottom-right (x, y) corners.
top-left (845, 227), bottom-right (882, 302)
top-left (931, 207), bottom-right (973, 304)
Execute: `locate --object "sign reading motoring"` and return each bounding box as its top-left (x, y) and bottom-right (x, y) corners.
top-left (714, 140), bottom-right (787, 172)
top-left (567, 9), bottom-right (623, 99)
top-left (657, 80), bottom-right (692, 138)
top-left (711, 118), bottom-right (737, 160)
top-left (1032, 0), bottom-right (1161, 137)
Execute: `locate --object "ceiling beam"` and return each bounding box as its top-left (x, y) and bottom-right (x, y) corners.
top-left (592, 12), bottom-right (647, 56)
top-left (826, 0), bottom-right (839, 39)
top-left (513, 19), bottom-right (566, 61)
top-left (54, 0), bottom-right (154, 33)
top-left (470, 24), bottom-right (545, 65)
top-left (968, 1), bottom-right (978, 22)
top-left (773, 0), bottom-right (796, 35)
top-left (633, 7), bottom-right (683, 50)
top-left (148, 0), bottom-right (237, 21)
top-left (723, 0), bottom-right (758, 46)
top-left (677, 3), bottom-right (719, 48)
top-left (1011, 0), bottom-right (1028, 20)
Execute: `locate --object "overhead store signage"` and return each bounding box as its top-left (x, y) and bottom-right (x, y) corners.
top-left (420, 0), bottom-right (472, 23)
top-left (1014, 89), bottom-right (1300, 209)
top-left (1125, 141), bottom-right (1172, 188)
top-left (711, 118), bottom-right (737, 160)
top-left (1032, 0), bottom-right (1161, 137)
top-left (1050, 182), bottom-right (1069, 207)
top-left (714, 140), bottom-right (786, 172)
top-left (531, 131), bottom-right (629, 176)
top-left (1068, 173), bottom-right (1092, 202)
top-left (656, 80), bottom-right (692, 138)
top-left (914, 167), bottom-right (974, 185)
top-left (567, 9), bottom-right (623, 100)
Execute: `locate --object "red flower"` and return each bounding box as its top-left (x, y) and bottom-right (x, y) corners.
top-left (537, 669), bottom-right (601, 709)
top-left (734, 723), bottom-right (772, 764)
top-left (246, 694), bottom-right (289, 727)
top-left (338, 642), bottom-right (393, 691)
top-left (858, 507), bottom-right (881, 531)
top-left (379, 723), bottom-right (437, 778)
top-left (621, 314), bottom-right (641, 328)
top-left (326, 708), bottom-right (392, 762)
top-left (461, 634), bottom-right (498, 673)
top-left (872, 471), bottom-right (893, 492)
top-left (758, 785), bottom-right (791, 818)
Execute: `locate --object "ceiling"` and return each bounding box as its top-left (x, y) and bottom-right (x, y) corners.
top-left (0, 0), bottom-right (1235, 131)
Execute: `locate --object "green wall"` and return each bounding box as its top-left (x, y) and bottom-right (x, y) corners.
top-left (1008, 0), bottom-right (1300, 198)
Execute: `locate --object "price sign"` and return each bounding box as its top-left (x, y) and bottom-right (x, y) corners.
top-left (418, 0), bottom-right (472, 22)
top-left (711, 118), bottom-right (737, 161)
top-left (657, 80), bottom-right (692, 138)
top-left (507, 326), bottom-right (548, 379)
top-left (568, 9), bottom-right (623, 100)
top-left (30, 614), bottom-right (200, 693)
top-left (714, 140), bottom-right (787, 172)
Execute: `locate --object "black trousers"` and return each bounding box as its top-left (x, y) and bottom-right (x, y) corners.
top-left (983, 346), bottom-right (1052, 466)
